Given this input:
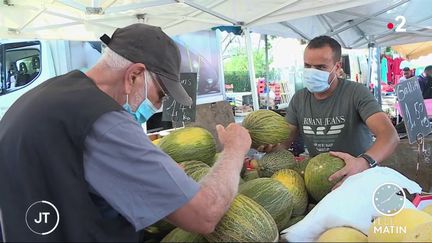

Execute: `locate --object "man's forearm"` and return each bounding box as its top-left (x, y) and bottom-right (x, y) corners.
top-left (199, 150), bottom-right (244, 213)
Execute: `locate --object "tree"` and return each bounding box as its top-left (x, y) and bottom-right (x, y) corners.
top-left (224, 46), bottom-right (278, 92)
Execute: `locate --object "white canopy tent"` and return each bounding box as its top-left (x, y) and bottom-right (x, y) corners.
top-left (249, 0), bottom-right (432, 107)
top-left (0, 0), bottom-right (380, 40)
top-left (0, 0), bottom-right (382, 111)
top-left (251, 0), bottom-right (432, 49)
top-left (1, 0), bottom-right (429, 109)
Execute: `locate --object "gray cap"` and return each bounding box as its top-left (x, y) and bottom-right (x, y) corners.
top-left (100, 23), bottom-right (192, 106)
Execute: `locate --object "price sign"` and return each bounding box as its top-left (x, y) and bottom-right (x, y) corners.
top-left (162, 73), bottom-right (197, 122)
top-left (396, 77), bottom-right (432, 143)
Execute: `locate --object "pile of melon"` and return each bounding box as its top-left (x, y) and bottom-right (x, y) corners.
top-left (148, 110), bottom-right (432, 242)
top-left (147, 114), bottom-right (353, 242)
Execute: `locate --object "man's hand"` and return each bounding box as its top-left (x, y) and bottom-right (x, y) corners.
top-left (216, 123), bottom-right (251, 156)
top-left (328, 151), bottom-right (370, 190)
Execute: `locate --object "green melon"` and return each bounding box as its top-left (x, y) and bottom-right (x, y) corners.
top-left (257, 149), bottom-right (296, 177)
top-left (304, 152), bottom-right (345, 202)
top-left (179, 160), bottom-right (210, 182)
top-left (147, 220), bottom-right (175, 237)
top-left (242, 169), bottom-right (260, 181)
top-left (272, 169), bottom-right (308, 216)
top-left (151, 138), bottom-right (162, 146)
top-left (205, 194), bottom-right (278, 242)
top-left (212, 152), bottom-right (221, 164)
top-left (239, 178), bottom-right (294, 231)
top-left (159, 127), bottom-right (216, 165)
top-left (161, 228), bottom-right (207, 242)
top-left (242, 110), bottom-right (291, 149)
top-left (180, 160), bottom-right (210, 174)
top-left (188, 167), bottom-right (210, 182)
top-left (292, 158), bottom-right (309, 178)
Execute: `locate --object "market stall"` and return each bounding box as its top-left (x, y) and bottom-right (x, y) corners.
top-left (1, 1), bottom-right (432, 242)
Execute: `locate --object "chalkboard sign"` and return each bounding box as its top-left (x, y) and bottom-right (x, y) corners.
top-left (162, 73), bottom-right (197, 122)
top-left (396, 77), bottom-right (432, 144)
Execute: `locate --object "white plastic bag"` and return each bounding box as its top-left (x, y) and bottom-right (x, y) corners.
top-left (280, 167), bottom-right (422, 242)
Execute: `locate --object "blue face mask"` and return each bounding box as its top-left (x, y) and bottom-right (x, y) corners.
top-left (123, 73), bottom-right (158, 124)
top-left (303, 65), bottom-right (337, 93)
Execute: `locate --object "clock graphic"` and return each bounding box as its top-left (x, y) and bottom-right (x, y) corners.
top-left (372, 183), bottom-right (406, 216)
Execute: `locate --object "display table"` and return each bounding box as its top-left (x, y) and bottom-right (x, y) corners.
top-left (382, 136), bottom-right (432, 193)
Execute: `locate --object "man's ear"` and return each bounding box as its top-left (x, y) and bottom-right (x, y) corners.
top-left (124, 63), bottom-right (146, 93)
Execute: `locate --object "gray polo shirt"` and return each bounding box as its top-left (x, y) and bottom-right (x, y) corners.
top-left (83, 110), bottom-right (200, 230)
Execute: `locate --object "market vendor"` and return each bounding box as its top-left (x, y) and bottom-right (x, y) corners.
top-left (259, 36), bottom-right (399, 189)
top-left (0, 24), bottom-right (251, 242)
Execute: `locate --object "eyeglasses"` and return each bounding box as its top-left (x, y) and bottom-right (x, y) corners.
top-left (149, 71), bottom-right (169, 103)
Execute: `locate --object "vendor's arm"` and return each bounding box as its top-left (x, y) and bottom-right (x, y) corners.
top-left (329, 85), bottom-right (399, 188)
top-left (329, 113), bottom-right (399, 188)
top-left (363, 112), bottom-right (399, 163)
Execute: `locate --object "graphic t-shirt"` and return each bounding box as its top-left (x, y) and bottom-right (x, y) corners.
top-left (286, 79), bottom-right (382, 157)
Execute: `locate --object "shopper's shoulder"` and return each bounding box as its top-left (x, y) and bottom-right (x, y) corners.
top-left (92, 110), bottom-right (138, 136)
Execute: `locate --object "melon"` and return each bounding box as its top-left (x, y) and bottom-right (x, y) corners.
top-left (212, 152), bottom-right (221, 164)
top-left (272, 169), bottom-right (308, 216)
top-left (257, 149), bottom-right (296, 177)
top-left (159, 127), bottom-right (216, 165)
top-left (239, 178), bottom-right (294, 231)
top-left (368, 208), bottom-right (432, 242)
top-left (205, 194), bottom-right (278, 242)
top-left (179, 160), bottom-right (210, 182)
top-left (180, 160), bottom-right (210, 174)
top-left (151, 138), bottom-right (162, 146)
top-left (402, 221), bottom-right (432, 242)
top-left (292, 158), bottom-right (309, 178)
top-left (304, 152), bottom-right (345, 202)
top-left (242, 110), bottom-right (291, 149)
top-left (148, 220), bottom-right (175, 236)
top-left (423, 204), bottom-right (432, 216)
top-left (188, 167), bottom-right (210, 182)
top-left (242, 169), bottom-right (260, 181)
top-left (161, 227), bottom-right (207, 242)
top-left (317, 227), bottom-right (367, 242)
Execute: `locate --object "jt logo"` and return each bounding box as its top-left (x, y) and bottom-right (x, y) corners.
top-left (34, 212), bottom-right (51, 224)
top-left (26, 201), bottom-right (59, 235)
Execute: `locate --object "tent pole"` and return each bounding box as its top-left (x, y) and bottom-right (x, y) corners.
top-left (376, 46), bottom-right (382, 106)
top-left (367, 42), bottom-right (374, 92)
top-left (244, 28), bottom-right (260, 111)
top-left (265, 34), bottom-right (270, 110)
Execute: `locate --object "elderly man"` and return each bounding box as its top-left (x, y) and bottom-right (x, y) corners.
top-left (0, 24), bottom-right (251, 242)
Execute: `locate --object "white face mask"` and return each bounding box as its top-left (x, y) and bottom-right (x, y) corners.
top-left (303, 65), bottom-right (337, 93)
